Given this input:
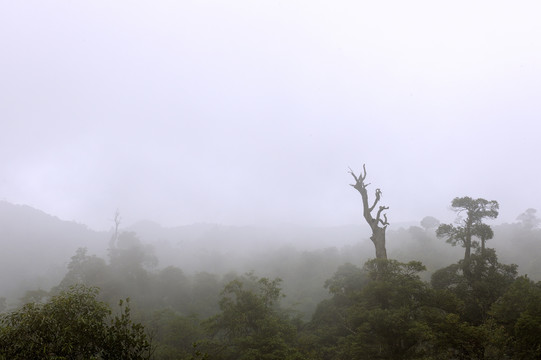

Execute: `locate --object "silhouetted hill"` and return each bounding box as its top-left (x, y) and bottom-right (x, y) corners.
top-left (0, 201), bottom-right (108, 300)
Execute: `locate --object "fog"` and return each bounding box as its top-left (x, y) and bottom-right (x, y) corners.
top-left (1, 1), bottom-right (540, 231)
top-left (3, 3), bottom-right (541, 358)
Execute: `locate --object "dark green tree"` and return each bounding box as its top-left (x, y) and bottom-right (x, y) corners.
top-left (105, 232), bottom-right (157, 307)
top-left (0, 284), bottom-right (152, 360)
top-left (436, 196), bottom-right (499, 276)
top-left (147, 309), bottom-right (203, 360)
top-left (309, 259), bottom-right (477, 360)
top-left (301, 263), bottom-right (367, 360)
top-left (431, 248), bottom-right (517, 325)
top-left (56, 247), bottom-right (109, 291)
top-left (202, 274), bottom-right (304, 360)
top-left (102, 297), bottom-right (153, 360)
top-left (487, 276), bottom-right (541, 359)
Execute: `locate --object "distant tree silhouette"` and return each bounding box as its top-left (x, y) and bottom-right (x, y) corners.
top-left (420, 216), bottom-right (440, 230)
top-left (516, 208), bottom-right (541, 230)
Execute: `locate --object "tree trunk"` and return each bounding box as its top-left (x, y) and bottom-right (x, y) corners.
top-left (463, 243), bottom-right (471, 277)
top-left (481, 239), bottom-right (485, 256)
top-left (463, 222), bottom-right (472, 277)
top-left (349, 165), bottom-right (389, 260)
top-left (372, 227), bottom-right (387, 260)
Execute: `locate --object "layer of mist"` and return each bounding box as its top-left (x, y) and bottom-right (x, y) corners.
top-left (2, 200), bottom-right (539, 315)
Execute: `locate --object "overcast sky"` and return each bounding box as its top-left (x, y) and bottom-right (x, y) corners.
top-left (1, 1), bottom-right (540, 230)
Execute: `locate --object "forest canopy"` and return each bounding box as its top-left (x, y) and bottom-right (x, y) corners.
top-left (1, 197), bottom-right (540, 359)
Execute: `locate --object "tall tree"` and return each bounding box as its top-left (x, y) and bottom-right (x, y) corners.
top-left (203, 274), bottom-right (303, 360)
top-left (349, 165), bottom-right (389, 260)
top-left (436, 196), bottom-right (499, 275)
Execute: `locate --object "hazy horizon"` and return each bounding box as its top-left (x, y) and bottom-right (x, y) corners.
top-left (2, 1), bottom-right (540, 230)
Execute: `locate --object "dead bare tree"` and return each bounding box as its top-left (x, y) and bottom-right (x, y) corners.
top-left (108, 209), bottom-right (121, 250)
top-left (349, 164), bottom-right (389, 260)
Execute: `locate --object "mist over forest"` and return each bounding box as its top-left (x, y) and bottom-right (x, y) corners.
top-left (2, 1), bottom-right (541, 359)
top-left (1, 193), bottom-right (541, 359)
top-left (2, 199), bottom-right (540, 299)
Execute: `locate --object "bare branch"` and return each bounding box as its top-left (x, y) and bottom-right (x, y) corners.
top-left (109, 209), bottom-right (121, 249)
top-left (349, 166), bottom-right (370, 191)
top-left (369, 200), bottom-right (378, 213)
top-left (361, 163), bottom-right (367, 181)
top-left (348, 167), bottom-right (359, 184)
top-left (376, 206), bottom-right (389, 224)
top-left (369, 188), bottom-right (382, 212)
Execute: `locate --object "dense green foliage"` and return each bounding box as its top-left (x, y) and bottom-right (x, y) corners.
top-left (0, 285), bottom-right (151, 360)
top-left (1, 201), bottom-right (540, 359)
top-left (201, 274), bottom-right (304, 360)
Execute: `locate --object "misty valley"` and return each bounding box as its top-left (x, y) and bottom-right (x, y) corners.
top-left (1, 186), bottom-right (540, 359)
top-left (3, 0), bottom-right (541, 358)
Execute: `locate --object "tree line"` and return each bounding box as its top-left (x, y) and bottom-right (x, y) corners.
top-left (1, 166), bottom-right (540, 359)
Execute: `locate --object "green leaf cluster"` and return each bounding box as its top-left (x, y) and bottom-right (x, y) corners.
top-left (0, 284), bottom-right (151, 360)
top-left (201, 274), bottom-right (304, 360)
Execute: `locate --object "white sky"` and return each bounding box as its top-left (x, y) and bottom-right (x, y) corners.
top-left (1, 1), bottom-right (540, 230)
